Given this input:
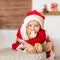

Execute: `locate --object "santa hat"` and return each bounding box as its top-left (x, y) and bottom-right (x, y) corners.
top-left (20, 10), bottom-right (45, 40)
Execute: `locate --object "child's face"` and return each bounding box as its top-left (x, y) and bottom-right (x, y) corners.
top-left (26, 20), bottom-right (41, 33)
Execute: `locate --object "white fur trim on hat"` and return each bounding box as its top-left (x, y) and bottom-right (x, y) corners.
top-left (20, 24), bottom-right (29, 40)
top-left (20, 15), bottom-right (44, 40)
top-left (24, 15), bottom-right (44, 28)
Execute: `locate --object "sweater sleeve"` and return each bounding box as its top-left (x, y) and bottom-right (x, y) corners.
top-left (12, 27), bottom-right (22, 50)
top-left (26, 29), bottom-right (46, 46)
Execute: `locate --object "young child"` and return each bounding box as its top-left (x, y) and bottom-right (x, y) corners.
top-left (12, 10), bottom-right (55, 60)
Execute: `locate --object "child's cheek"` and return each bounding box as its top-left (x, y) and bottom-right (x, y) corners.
top-left (35, 27), bottom-right (41, 33)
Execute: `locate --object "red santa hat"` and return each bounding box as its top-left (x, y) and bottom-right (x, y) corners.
top-left (20, 10), bottom-right (45, 40)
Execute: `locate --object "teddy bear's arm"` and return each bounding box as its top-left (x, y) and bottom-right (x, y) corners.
top-left (43, 42), bottom-right (52, 52)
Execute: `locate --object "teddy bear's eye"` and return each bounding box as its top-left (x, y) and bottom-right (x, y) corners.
top-left (29, 32), bottom-right (31, 34)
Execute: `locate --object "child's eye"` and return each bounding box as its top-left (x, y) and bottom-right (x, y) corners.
top-left (35, 25), bottom-right (39, 27)
top-left (28, 25), bottom-right (32, 27)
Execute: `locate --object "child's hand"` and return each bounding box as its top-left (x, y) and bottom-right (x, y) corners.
top-left (26, 47), bottom-right (36, 54)
top-left (23, 42), bottom-right (33, 48)
top-left (23, 42), bottom-right (36, 53)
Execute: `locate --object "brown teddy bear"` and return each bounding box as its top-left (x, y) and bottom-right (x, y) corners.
top-left (17, 27), bottom-right (52, 53)
top-left (26, 27), bottom-right (52, 53)
top-left (26, 27), bottom-right (43, 53)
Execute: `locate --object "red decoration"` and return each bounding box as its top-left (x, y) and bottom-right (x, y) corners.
top-left (51, 2), bottom-right (57, 11)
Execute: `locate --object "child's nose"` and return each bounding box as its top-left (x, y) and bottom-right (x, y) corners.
top-left (31, 26), bottom-right (35, 31)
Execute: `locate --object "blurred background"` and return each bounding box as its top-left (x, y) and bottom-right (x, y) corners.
top-left (0, 0), bottom-right (60, 60)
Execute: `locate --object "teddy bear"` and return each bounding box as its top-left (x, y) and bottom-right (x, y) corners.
top-left (26, 27), bottom-right (43, 53)
top-left (17, 27), bottom-right (52, 54)
top-left (26, 27), bottom-right (52, 53)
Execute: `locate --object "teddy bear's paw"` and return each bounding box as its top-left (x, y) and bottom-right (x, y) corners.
top-left (34, 43), bottom-right (43, 53)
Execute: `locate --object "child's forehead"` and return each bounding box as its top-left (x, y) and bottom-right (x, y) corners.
top-left (26, 20), bottom-right (40, 26)
top-left (28, 20), bottom-right (39, 24)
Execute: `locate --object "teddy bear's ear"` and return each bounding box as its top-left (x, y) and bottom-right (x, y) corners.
top-left (26, 27), bottom-right (31, 39)
top-left (26, 27), bottom-right (31, 34)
